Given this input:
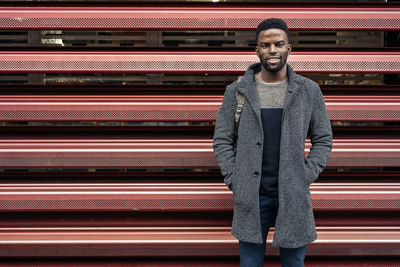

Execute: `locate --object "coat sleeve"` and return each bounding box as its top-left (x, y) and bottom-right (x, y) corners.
top-left (213, 82), bottom-right (237, 189)
top-left (305, 84), bottom-right (333, 184)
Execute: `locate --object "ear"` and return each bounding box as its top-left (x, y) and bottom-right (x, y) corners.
top-left (287, 43), bottom-right (292, 54)
top-left (255, 46), bottom-right (260, 56)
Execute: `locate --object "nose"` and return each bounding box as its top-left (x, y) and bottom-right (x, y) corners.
top-left (269, 44), bottom-right (277, 54)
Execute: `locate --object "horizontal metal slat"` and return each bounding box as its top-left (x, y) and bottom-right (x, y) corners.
top-left (0, 7), bottom-right (398, 30)
top-left (0, 52), bottom-right (399, 73)
top-left (0, 95), bottom-right (399, 122)
top-left (0, 226), bottom-right (399, 257)
top-left (0, 209), bottom-right (396, 228)
top-left (0, 138), bottom-right (398, 168)
top-left (0, 258), bottom-right (399, 267)
top-left (0, 183), bottom-right (398, 212)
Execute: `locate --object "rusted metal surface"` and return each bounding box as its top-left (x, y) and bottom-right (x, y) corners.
top-left (0, 226), bottom-right (399, 257)
top-left (0, 52), bottom-right (399, 74)
top-left (0, 139), bottom-right (398, 168)
top-left (0, 3), bottom-right (398, 264)
top-left (0, 183), bottom-right (233, 211)
top-left (0, 7), bottom-right (399, 30)
top-left (0, 95), bottom-right (399, 122)
top-left (0, 258), bottom-right (399, 267)
top-left (0, 183), bottom-right (398, 212)
top-left (311, 183), bottom-right (400, 211)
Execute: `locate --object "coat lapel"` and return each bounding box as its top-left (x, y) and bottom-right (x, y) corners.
top-left (284, 64), bottom-right (306, 109)
top-left (236, 64), bottom-right (262, 126)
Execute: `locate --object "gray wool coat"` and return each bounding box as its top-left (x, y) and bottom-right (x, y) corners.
top-left (213, 63), bottom-right (333, 248)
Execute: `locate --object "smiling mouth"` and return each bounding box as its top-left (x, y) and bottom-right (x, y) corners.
top-left (267, 57), bottom-right (280, 64)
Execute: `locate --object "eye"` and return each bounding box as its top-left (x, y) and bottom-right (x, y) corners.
top-left (277, 42), bottom-right (285, 48)
top-left (259, 43), bottom-right (269, 49)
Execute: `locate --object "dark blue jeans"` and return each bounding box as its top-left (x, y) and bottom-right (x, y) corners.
top-left (239, 195), bottom-right (306, 267)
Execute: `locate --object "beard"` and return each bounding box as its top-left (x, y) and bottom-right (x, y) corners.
top-left (260, 56), bottom-right (287, 73)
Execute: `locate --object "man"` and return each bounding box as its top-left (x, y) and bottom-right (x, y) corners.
top-left (213, 18), bottom-right (333, 267)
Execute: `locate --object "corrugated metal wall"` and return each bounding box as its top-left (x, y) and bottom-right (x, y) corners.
top-left (0, 0), bottom-right (399, 265)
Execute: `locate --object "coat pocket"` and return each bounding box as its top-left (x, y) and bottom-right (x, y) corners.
top-left (224, 165), bottom-right (238, 191)
top-left (224, 173), bottom-right (233, 191)
top-left (304, 161), bottom-right (318, 185)
top-left (231, 172), bottom-right (255, 214)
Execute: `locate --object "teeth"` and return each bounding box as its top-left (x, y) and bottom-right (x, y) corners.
top-left (268, 58), bottom-right (280, 64)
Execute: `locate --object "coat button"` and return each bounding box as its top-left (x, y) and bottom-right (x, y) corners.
top-left (256, 142), bottom-right (262, 148)
top-left (254, 171), bottom-right (260, 176)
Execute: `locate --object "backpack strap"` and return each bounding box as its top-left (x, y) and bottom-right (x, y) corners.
top-left (235, 76), bottom-right (245, 127)
top-left (235, 90), bottom-right (245, 127)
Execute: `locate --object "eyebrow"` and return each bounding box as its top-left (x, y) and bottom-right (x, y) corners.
top-left (259, 40), bottom-right (286, 45)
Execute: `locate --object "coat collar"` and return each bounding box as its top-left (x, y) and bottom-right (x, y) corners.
top-left (236, 63), bottom-right (305, 124)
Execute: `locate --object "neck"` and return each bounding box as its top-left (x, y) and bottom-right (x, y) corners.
top-left (259, 65), bottom-right (287, 83)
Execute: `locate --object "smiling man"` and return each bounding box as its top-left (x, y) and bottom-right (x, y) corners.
top-left (213, 18), bottom-right (333, 267)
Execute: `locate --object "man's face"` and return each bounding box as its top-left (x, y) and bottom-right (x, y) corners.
top-left (256, 29), bottom-right (292, 73)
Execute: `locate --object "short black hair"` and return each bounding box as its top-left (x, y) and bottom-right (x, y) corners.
top-left (255, 18), bottom-right (291, 43)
